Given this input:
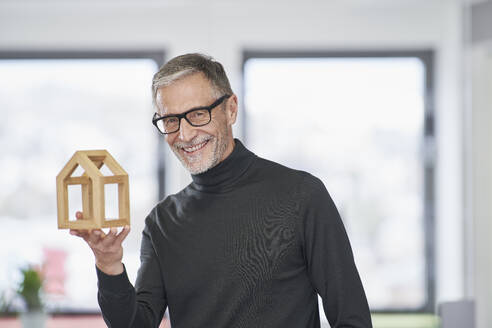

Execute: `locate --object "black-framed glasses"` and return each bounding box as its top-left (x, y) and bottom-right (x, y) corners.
top-left (152, 94), bottom-right (231, 135)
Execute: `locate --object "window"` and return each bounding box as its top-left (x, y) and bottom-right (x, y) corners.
top-left (243, 51), bottom-right (435, 312)
top-left (0, 51), bottom-right (163, 312)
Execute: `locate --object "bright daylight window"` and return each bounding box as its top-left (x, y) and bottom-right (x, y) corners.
top-left (243, 54), bottom-right (433, 312)
top-left (0, 56), bottom-right (159, 312)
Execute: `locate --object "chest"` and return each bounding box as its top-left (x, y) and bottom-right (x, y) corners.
top-left (157, 191), bottom-right (304, 299)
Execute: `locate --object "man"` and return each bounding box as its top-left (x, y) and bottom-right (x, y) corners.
top-left (70, 53), bottom-right (372, 328)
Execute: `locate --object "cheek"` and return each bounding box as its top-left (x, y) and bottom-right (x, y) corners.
top-left (165, 135), bottom-right (176, 147)
top-left (208, 114), bottom-right (228, 135)
top-left (198, 121), bottom-right (221, 137)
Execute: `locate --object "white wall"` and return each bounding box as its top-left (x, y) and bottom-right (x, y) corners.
top-left (468, 40), bottom-right (492, 328)
top-left (0, 0), bottom-right (468, 317)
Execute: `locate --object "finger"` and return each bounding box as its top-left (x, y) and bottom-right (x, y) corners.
top-left (69, 229), bottom-right (80, 236)
top-left (70, 212), bottom-right (86, 238)
top-left (86, 229), bottom-right (105, 246)
top-left (71, 212), bottom-right (89, 237)
top-left (69, 229), bottom-right (82, 236)
top-left (114, 225), bottom-right (131, 245)
top-left (100, 227), bottom-right (118, 247)
top-left (69, 228), bottom-right (89, 240)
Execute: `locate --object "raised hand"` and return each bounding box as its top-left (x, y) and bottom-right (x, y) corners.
top-left (69, 211), bottom-right (130, 275)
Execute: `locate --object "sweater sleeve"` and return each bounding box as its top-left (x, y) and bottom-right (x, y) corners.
top-left (97, 221), bottom-right (168, 328)
top-left (301, 176), bottom-right (372, 328)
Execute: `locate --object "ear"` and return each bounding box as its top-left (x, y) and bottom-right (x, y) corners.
top-left (225, 94), bottom-right (238, 125)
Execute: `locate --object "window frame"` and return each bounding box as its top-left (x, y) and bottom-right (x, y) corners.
top-left (242, 49), bottom-right (436, 314)
top-left (0, 50), bottom-right (166, 315)
top-left (0, 50), bottom-right (166, 200)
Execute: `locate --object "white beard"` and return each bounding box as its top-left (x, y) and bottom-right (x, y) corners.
top-left (172, 134), bottom-right (229, 175)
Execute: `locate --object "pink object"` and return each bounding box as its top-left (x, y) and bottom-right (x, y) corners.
top-left (42, 248), bottom-right (67, 296)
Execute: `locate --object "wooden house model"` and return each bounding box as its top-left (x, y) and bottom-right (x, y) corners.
top-left (56, 150), bottom-right (130, 229)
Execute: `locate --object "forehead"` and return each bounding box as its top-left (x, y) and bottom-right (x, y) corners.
top-left (156, 73), bottom-right (215, 115)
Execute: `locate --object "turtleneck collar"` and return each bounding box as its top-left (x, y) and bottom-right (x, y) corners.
top-left (190, 138), bottom-right (256, 193)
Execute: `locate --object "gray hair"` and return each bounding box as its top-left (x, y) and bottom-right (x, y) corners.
top-left (152, 53), bottom-right (233, 109)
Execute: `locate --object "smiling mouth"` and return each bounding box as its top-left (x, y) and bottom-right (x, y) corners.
top-left (182, 140), bottom-right (209, 154)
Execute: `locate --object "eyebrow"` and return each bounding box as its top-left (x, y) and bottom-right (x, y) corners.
top-left (159, 96), bottom-right (228, 118)
top-left (159, 104), bottom-right (210, 119)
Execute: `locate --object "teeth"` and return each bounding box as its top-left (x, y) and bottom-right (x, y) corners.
top-left (183, 141), bottom-right (207, 153)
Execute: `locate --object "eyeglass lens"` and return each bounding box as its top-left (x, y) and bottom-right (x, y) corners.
top-left (156, 109), bottom-right (211, 134)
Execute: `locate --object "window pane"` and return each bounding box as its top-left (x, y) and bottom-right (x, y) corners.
top-left (244, 57), bottom-right (427, 310)
top-left (0, 58), bottom-right (158, 311)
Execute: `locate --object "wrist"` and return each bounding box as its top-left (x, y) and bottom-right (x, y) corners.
top-left (96, 261), bottom-right (124, 276)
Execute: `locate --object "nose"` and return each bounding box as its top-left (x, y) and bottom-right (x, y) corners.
top-left (178, 117), bottom-right (197, 142)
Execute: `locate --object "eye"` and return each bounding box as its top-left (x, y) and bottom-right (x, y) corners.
top-left (189, 110), bottom-right (207, 119)
top-left (187, 109), bottom-right (210, 124)
top-left (164, 117), bottom-right (178, 126)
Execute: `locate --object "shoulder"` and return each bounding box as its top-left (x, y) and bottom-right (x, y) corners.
top-left (252, 155), bottom-right (325, 192)
top-left (144, 187), bottom-right (189, 227)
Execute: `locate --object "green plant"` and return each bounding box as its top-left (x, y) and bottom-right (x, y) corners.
top-left (17, 266), bottom-right (43, 312)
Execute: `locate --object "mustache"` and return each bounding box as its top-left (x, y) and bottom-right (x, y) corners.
top-left (173, 136), bottom-right (212, 149)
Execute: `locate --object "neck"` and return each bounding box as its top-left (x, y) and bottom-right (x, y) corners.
top-left (190, 138), bottom-right (256, 193)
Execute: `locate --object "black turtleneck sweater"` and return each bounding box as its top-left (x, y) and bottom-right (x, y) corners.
top-left (97, 139), bottom-right (372, 328)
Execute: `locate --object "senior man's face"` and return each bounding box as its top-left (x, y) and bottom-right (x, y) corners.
top-left (155, 72), bottom-right (237, 175)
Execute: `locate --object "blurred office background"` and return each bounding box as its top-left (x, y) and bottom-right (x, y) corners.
top-left (0, 0), bottom-right (491, 327)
